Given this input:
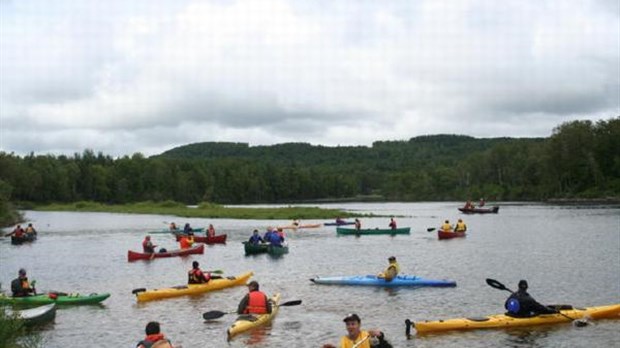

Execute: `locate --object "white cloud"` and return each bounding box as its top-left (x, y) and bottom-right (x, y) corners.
top-left (1, 0), bottom-right (618, 156)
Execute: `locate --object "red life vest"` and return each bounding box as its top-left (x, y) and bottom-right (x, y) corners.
top-left (245, 291), bottom-right (268, 314)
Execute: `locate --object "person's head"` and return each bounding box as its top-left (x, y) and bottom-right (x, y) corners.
top-left (145, 321), bottom-right (161, 335)
top-left (445, 220), bottom-right (449, 223)
top-left (18, 268), bottom-right (26, 278)
top-left (209, 224), bottom-right (213, 228)
top-left (277, 228), bottom-right (283, 232)
top-left (28, 223), bottom-right (32, 227)
top-left (343, 313), bottom-right (362, 337)
top-left (458, 219), bottom-right (463, 222)
top-left (192, 261), bottom-right (199, 269)
top-left (247, 280), bottom-right (259, 291)
top-left (518, 280), bottom-right (528, 291)
top-left (145, 236), bottom-right (151, 240)
top-left (388, 256), bottom-right (396, 263)
top-left (253, 229), bottom-right (259, 234)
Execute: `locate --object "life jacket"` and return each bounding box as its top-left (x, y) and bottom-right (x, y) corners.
top-left (14, 228), bottom-right (24, 237)
top-left (137, 334), bottom-right (169, 348)
top-left (389, 220), bottom-right (397, 229)
top-left (339, 331), bottom-right (371, 348)
top-left (188, 268), bottom-right (209, 284)
top-left (207, 227), bottom-right (215, 237)
top-left (142, 240), bottom-right (154, 253)
top-left (26, 226), bottom-right (35, 234)
top-left (244, 291), bottom-right (268, 314)
top-left (179, 237), bottom-right (190, 249)
top-left (441, 223), bottom-right (452, 231)
top-left (455, 222), bottom-right (466, 232)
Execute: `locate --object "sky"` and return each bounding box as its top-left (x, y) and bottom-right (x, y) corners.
top-left (1, 0), bottom-right (618, 157)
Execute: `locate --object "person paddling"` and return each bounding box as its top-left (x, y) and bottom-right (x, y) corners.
top-left (377, 256), bottom-right (400, 282)
top-left (441, 220), bottom-right (453, 232)
top-left (188, 261), bottom-right (221, 284)
top-left (388, 218), bottom-right (397, 230)
top-left (454, 219), bottom-right (467, 232)
top-left (322, 313), bottom-right (392, 348)
top-left (505, 280), bottom-right (558, 317)
top-left (207, 224), bottom-right (216, 238)
top-left (11, 268), bottom-right (35, 297)
top-left (142, 236), bottom-right (157, 253)
top-left (237, 281), bottom-right (272, 315)
top-left (354, 219), bottom-right (361, 231)
top-left (136, 321), bottom-right (176, 348)
top-left (248, 229), bottom-right (264, 244)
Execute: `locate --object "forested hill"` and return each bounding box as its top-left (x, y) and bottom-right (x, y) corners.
top-left (157, 135), bottom-right (541, 170)
top-left (0, 118), bottom-right (618, 209)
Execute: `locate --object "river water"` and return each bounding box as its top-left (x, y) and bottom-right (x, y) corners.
top-left (1, 202), bottom-right (619, 347)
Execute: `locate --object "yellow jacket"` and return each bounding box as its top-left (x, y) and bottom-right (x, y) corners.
top-left (339, 331), bottom-right (370, 348)
top-left (455, 222), bottom-right (467, 232)
top-left (441, 223), bottom-right (453, 231)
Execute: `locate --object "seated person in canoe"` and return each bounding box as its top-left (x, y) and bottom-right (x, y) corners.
top-left (168, 222), bottom-right (178, 231)
top-left (441, 220), bottom-right (453, 232)
top-left (388, 218), bottom-right (397, 230)
top-left (136, 321), bottom-right (176, 348)
top-left (183, 223), bottom-right (193, 234)
top-left (463, 200), bottom-right (474, 209)
top-left (207, 224), bottom-right (216, 237)
top-left (25, 223), bottom-right (37, 236)
top-left (11, 268), bottom-right (35, 297)
top-left (479, 197), bottom-right (486, 207)
top-left (9, 224), bottom-right (25, 237)
top-left (237, 281), bottom-right (272, 315)
top-left (248, 229), bottom-right (264, 244)
top-left (322, 313), bottom-right (392, 348)
top-left (505, 280), bottom-right (557, 317)
top-left (377, 256), bottom-right (400, 282)
top-left (267, 229), bottom-right (284, 247)
top-left (188, 261), bottom-right (221, 284)
top-left (354, 219), bottom-right (361, 231)
top-left (142, 236), bottom-right (157, 253)
top-left (454, 219), bottom-right (467, 232)
top-left (178, 232), bottom-right (194, 249)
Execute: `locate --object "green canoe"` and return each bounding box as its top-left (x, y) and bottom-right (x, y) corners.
top-left (243, 241), bottom-right (269, 255)
top-left (0, 292), bottom-right (111, 305)
top-left (267, 244), bottom-right (289, 255)
top-left (336, 227), bottom-right (411, 235)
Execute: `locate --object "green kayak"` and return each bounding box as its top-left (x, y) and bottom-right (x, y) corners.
top-left (0, 292), bottom-right (110, 305)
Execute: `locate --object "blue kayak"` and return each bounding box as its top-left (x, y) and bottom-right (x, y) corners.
top-left (309, 275), bottom-right (457, 287)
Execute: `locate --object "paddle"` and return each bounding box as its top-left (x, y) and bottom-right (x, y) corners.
top-left (352, 334), bottom-right (371, 348)
top-left (485, 278), bottom-right (588, 327)
top-left (131, 270), bottom-right (225, 294)
top-left (426, 228), bottom-right (436, 232)
top-left (202, 299), bottom-right (302, 320)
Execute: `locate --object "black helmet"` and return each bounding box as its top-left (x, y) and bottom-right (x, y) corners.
top-left (518, 280), bottom-right (528, 290)
top-left (192, 261), bottom-right (199, 268)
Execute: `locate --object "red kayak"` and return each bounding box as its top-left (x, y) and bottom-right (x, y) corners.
top-left (438, 230), bottom-right (466, 240)
top-left (458, 206), bottom-right (499, 214)
top-left (174, 233), bottom-right (227, 244)
top-left (127, 244), bottom-right (204, 262)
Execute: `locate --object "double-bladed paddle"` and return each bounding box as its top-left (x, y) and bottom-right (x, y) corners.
top-left (131, 270), bottom-right (225, 294)
top-left (202, 299), bottom-right (302, 320)
top-left (485, 278), bottom-right (588, 327)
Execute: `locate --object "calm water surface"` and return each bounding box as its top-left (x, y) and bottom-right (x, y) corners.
top-left (1, 202), bottom-right (619, 347)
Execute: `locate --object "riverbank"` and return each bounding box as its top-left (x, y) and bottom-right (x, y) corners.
top-left (27, 200), bottom-right (372, 219)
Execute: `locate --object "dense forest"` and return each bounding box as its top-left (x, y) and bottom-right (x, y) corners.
top-left (0, 118), bottom-right (618, 221)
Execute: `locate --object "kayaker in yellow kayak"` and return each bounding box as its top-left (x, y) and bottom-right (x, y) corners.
top-left (441, 220), bottom-right (453, 232)
top-left (136, 321), bottom-right (177, 348)
top-left (505, 280), bottom-right (558, 317)
top-left (11, 268), bottom-right (35, 297)
top-left (188, 261), bottom-right (221, 284)
top-left (237, 281), bottom-right (272, 315)
top-left (322, 313), bottom-right (392, 348)
top-left (377, 256), bottom-right (400, 282)
top-left (454, 219), bottom-right (467, 232)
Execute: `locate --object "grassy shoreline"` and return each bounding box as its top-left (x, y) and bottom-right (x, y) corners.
top-left (28, 201), bottom-right (373, 220)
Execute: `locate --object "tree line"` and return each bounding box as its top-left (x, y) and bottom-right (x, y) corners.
top-left (0, 118), bottom-right (618, 216)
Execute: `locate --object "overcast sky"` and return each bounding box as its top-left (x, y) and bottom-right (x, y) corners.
top-left (1, 0), bottom-right (618, 157)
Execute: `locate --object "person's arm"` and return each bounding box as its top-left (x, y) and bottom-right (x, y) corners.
top-left (266, 295), bottom-right (273, 313)
top-left (237, 294), bottom-right (249, 314)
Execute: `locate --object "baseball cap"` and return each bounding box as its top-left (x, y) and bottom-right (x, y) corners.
top-left (343, 313), bottom-right (361, 323)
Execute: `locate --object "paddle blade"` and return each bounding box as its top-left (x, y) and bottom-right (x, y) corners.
top-left (209, 270), bottom-right (224, 274)
top-left (427, 228), bottom-right (436, 232)
top-left (203, 310), bottom-right (228, 320)
top-left (279, 300), bottom-right (302, 307)
top-left (486, 278), bottom-right (508, 291)
top-left (132, 288), bottom-right (146, 294)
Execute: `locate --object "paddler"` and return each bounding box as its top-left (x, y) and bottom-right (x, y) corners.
top-left (454, 219), bottom-right (467, 232)
top-left (142, 236), bottom-right (157, 253)
top-left (322, 313), bottom-right (392, 348)
top-left (136, 321), bottom-right (176, 348)
top-left (441, 219), bottom-right (453, 232)
top-left (11, 268), bottom-right (35, 297)
top-left (505, 280), bottom-right (558, 317)
top-left (377, 256), bottom-right (400, 282)
top-left (178, 231), bottom-right (194, 249)
top-left (237, 281), bottom-right (272, 315)
top-left (187, 261), bottom-right (221, 284)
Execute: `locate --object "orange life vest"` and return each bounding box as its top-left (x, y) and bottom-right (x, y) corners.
top-left (245, 291), bottom-right (268, 314)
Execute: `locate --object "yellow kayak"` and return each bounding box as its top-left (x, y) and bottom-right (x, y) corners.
top-left (227, 293), bottom-right (281, 341)
top-left (407, 303), bottom-right (620, 335)
top-left (135, 272), bottom-right (253, 302)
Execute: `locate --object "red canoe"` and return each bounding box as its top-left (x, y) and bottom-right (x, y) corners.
top-left (458, 206), bottom-right (499, 214)
top-left (174, 233), bottom-right (227, 244)
top-left (438, 230), bottom-right (466, 240)
top-left (127, 244), bottom-right (205, 262)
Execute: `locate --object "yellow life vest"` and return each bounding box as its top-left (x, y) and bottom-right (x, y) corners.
top-left (455, 222), bottom-right (467, 232)
top-left (339, 331), bottom-right (370, 348)
top-left (441, 223), bottom-right (452, 231)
